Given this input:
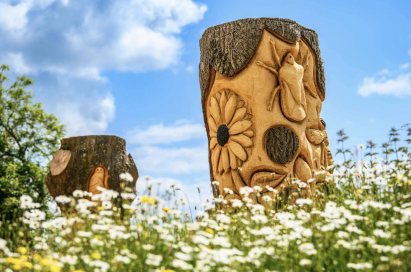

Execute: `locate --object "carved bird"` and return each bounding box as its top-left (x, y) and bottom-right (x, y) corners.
top-left (89, 166), bottom-right (105, 195)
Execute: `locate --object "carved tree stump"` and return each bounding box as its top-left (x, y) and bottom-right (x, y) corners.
top-left (45, 135), bottom-right (138, 199)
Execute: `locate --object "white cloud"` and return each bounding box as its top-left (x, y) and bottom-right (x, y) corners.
top-left (400, 63), bottom-right (409, 70)
top-left (409, 49), bottom-right (411, 57)
top-left (358, 71), bottom-right (411, 97)
top-left (134, 145), bottom-right (209, 174)
top-left (3, 52), bottom-right (32, 74)
top-left (186, 66), bottom-right (195, 73)
top-left (127, 122), bottom-right (206, 145)
top-left (128, 120), bottom-right (209, 175)
top-left (0, 2), bottom-right (30, 31)
top-left (0, 0), bottom-right (207, 135)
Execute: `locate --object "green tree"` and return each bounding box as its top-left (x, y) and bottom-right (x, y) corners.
top-left (0, 64), bottom-right (65, 220)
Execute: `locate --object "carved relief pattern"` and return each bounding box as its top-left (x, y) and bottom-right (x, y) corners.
top-left (256, 39), bottom-right (307, 122)
top-left (208, 90), bottom-right (253, 175)
top-left (201, 21), bottom-right (333, 200)
top-left (87, 164), bottom-right (109, 195)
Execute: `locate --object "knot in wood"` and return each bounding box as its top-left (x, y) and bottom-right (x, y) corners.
top-left (266, 126), bottom-right (299, 164)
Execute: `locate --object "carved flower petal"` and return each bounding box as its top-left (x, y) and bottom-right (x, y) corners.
top-left (229, 120), bottom-right (252, 135)
top-left (228, 108), bottom-right (246, 127)
top-left (224, 93), bottom-right (237, 125)
top-left (218, 154), bottom-right (224, 174)
top-left (208, 115), bottom-right (217, 132)
top-left (228, 140), bottom-right (247, 161)
top-left (221, 146), bottom-right (230, 172)
top-left (212, 145), bottom-right (221, 173)
top-left (220, 91), bottom-right (227, 124)
top-left (230, 134), bottom-right (253, 148)
top-left (210, 97), bottom-right (221, 125)
top-left (227, 145), bottom-right (237, 170)
top-left (210, 137), bottom-right (218, 150)
top-left (210, 130), bottom-right (217, 138)
top-left (243, 130), bottom-right (254, 137)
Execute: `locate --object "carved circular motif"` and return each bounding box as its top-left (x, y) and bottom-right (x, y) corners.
top-left (266, 126), bottom-right (299, 164)
top-left (217, 125), bottom-right (230, 146)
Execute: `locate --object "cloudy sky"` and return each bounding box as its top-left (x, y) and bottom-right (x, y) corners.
top-left (1, 0), bottom-right (410, 210)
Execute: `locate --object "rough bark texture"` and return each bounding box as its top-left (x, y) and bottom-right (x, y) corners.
top-left (199, 17), bottom-right (326, 106)
top-left (266, 126), bottom-right (299, 164)
top-left (45, 135), bottom-right (138, 199)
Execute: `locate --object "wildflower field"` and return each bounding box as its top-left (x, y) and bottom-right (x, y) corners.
top-left (1, 128), bottom-right (411, 272)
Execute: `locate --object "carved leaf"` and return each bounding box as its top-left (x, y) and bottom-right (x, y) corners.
top-left (227, 145), bottom-right (237, 170)
top-left (220, 91), bottom-right (227, 124)
top-left (229, 120), bottom-right (252, 135)
top-left (228, 108), bottom-right (246, 127)
top-left (210, 97), bottom-right (221, 125)
top-left (210, 137), bottom-right (218, 150)
top-left (224, 94), bottom-right (237, 125)
top-left (221, 146), bottom-right (230, 172)
top-left (228, 140), bottom-right (247, 161)
top-left (230, 134), bottom-right (252, 148)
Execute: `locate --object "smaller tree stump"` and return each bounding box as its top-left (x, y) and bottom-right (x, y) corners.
top-left (45, 135), bottom-right (138, 199)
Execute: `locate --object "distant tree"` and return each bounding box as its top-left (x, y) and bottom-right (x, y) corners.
top-left (0, 64), bottom-right (65, 220)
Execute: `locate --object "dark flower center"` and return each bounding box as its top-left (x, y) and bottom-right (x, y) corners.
top-left (217, 124), bottom-right (230, 146)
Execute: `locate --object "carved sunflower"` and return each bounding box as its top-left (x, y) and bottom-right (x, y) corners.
top-left (207, 90), bottom-right (253, 174)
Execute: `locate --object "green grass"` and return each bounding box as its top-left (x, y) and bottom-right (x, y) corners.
top-left (1, 129), bottom-right (411, 272)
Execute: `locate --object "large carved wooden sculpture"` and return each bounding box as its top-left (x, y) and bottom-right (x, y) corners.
top-left (45, 136), bottom-right (138, 200)
top-left (199, 18), bottom-right (333, 201)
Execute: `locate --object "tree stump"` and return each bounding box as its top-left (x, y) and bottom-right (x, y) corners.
top-left (45, 135), bottom-right (138, 199)
top-left (200, 18), bottom-right (333, 200)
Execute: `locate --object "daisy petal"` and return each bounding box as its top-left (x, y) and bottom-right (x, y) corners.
top-left (224, 94), bottom-right (237, 125)
top-left (210, 96), bottom-right (221, 125)
top-left (228, 145), bottom-right (237, 170)
top-left (210, 137), bottom-right (218, 150)
top-left (212, 145), bottom-right (221, 173)
top-left (229, 120), bottom-right (252, 135)
top-left (220, 91), bottom-right (227, 124)
top-left (228, 108), bottom-right (246, 127)
top-left (230, 134), bottom-right (253, 147)
top-left (228, 140), bottom-right (247, 161)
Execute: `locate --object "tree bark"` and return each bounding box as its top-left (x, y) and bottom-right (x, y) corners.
top-left (45, 135), bottom-right (138, 199)
top-left (266, 126), bottom-right (299, 164)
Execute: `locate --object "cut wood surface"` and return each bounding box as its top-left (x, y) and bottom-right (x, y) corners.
top-left (45, 135), bottom-right (138, 199)
top-left (50, 149), bottom-right (71, 176)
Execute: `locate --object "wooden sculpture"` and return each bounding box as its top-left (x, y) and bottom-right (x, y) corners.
top-left (87, 165), bottom-right (109, 195)
top-left (199, 18), bottom-right (333, 201)
top-left (45, 135), bottom-right (138, 200)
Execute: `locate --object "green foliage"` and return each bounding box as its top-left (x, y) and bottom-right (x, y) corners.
top-left (0, 64), bottom-right (65, 220)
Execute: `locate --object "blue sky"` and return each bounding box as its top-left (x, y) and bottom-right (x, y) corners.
top-left (1, 0), bottom-right (410, 209)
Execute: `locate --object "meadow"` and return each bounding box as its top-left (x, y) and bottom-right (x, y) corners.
top-left (1, 127), bottom-right (411, 272)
